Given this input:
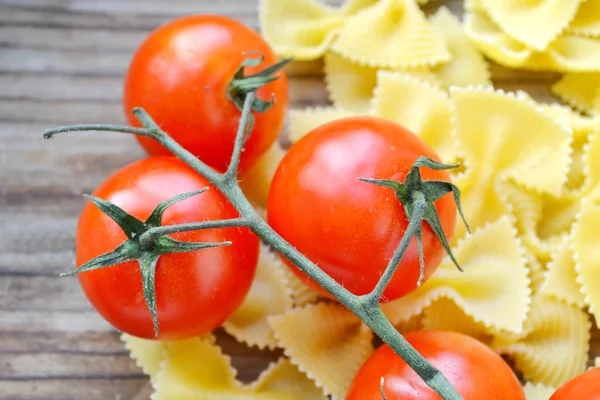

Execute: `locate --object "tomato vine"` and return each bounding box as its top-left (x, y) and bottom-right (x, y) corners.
top-left (42, 56), bottom-right (468, 400)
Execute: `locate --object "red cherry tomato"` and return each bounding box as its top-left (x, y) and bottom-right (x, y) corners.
top-left (347, 330), bottom-right (526, 400)
top-left (267, 117), bottom-right (456, 300)
top-left (123, 15), bottom-right (288, 172)
top-left (550, 367), bottom-right (600, 400)
top-left (75, 157), bottom-right (259, 340)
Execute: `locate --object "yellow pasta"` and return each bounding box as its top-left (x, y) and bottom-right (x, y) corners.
top-left (381, 216), bottom-right (531, 333)
top-left (481, 0), bottom-right (581, 51)
top-left (466, 11), bottom-right (600, 72)
top-left (465, 0), bottom-right (485, 12)
top-left (551, 72), bottom-right (600, 115)
top-left (324, 52), bottom-right (378, 112)
top-left (275, 260), bottom-right (322, 307)
top-left (523, 382), bottom-right (556, 400)
top-left (121, 333), bottom-right (166, 381)
top-left (331, 0), bottom-right (450, 69)
top-left (395, 314), bottom-right (423, 334)
top-left (240, 142), bottom-right (285, 208)
top-left (288, 106), bottom-right (357, 143)
top-left (153, 335), bottom-right (243, 400)
top-left (370, 70), bottom-right (456, 161)
top-left (526, 250), bottom-right (546, 295)
top-left (429, 7), bottom-right (491, 89)
top-left (250, 358), bottom-right (327, 399)
top-left (222, 244), bottom-right (293, 350)
top-left (596, 357), bottom-right (600, 368)
top-left (568, 0), bottom-right (600, 38)
top-left (451, 87), bottom-right (572, 238)
top-left (421, 298), bottom-right (492, 343)
top-left (259, 0), bottom-right (345, 60)
top-left (269, 303), bottom-right (373, 400)
top-left (539, 237), bottom-right (586, 307)
top-left (492, 297), bottom-right (590, 387)
top-left (340, 0), bottom-right (379, 15)
top-left (573, 197), bottom-right (600, 326)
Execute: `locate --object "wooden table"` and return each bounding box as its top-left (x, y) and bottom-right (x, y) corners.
top-left (0, 1), bottom-right (596, 399)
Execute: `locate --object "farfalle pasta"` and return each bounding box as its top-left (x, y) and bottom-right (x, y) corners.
top-left (370, 70), bottom-right (456, 160)
top-left (222, 244), bottom-right (293, 350)
top-left (573, 197), bottom-right (600, 326)
top-left (466, 11), bottom-right (600, 72)
top-left (539, 236), bottom-right (586, 307)
top-left (381, 216), bottom-right (530, 333)
top-left (331, 0), bottom-right (450, 68)
top-left (429, 6), bottom-right (491, 89)
top-left (250, 358), bottom-right (327, 399)
top-left (269, 303), bottom-right (373, 400)
top-left (481, 0), bottom-right (581, 51)
top-left (450, 87), bottom-right (572, 238)
top-left (240, 143), bottom-right (285, 207)
top-left (121, 333), bottom-right (166, 381)
top-left (552, 72), bottom-right (600, 115)
top-left (288, 106), bottom-right (357, 143)
top-left (492, 297), bottom-right (591, 387)
top-left (274, 259), bottom-right (322, 306)
top-left (421, 297), bottom-right (492, 343)
top-left (567, 0), bottom-right (600, 38)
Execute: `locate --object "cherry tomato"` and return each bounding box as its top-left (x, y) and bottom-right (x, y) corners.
top-left (550, 367), bottom-right (600, 400)
top-left (75, 157), bottom-right (259, 340)
top-left (347, 330), bottom-right (525, 400)
top-left (123, 15), bottom-right (288, 172)
top-left (267, 117), bottom-right (456, 300)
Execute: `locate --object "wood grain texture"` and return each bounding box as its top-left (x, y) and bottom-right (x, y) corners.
top-left (0, 0), bottom-right (595, 399)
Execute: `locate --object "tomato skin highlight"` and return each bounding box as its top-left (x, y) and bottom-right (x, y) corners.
top-left (550, 367), bottom-right (600, 400)
top-left (75, 157), bottom-right (259, 340)
top-left (346, 330), bottom-right (525, 400)
top-left (123, 15), bottom-right (288, 172)
top-left (267, 117), bottom-right (456, 301)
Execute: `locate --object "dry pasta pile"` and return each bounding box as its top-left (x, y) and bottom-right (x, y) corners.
top-left (124, 1), bottom-right (600, 399)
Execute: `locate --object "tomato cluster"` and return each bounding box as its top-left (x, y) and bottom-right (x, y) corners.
top-left (66, 13), bottom-right (598, 400)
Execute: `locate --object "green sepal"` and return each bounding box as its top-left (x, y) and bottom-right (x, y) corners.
top-left (145, 189), bottom-right (208, 227)
top-left (64, 191), bottom-right (236, 337)
top-left (359, 156), bottom-right (470, 283)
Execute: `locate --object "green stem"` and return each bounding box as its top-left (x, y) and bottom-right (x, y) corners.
top-left (139, 217), bottom-right (249, 250)
top-left (225, 92), bottom-right (256, 180)
top-left (43, 124), bottom-right (153, 139)
top-left (367, 191), bottom-right (427, 302)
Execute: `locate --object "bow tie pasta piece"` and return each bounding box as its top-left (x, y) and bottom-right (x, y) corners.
top-left (121, 333), bottom-right (167, 381)
top-left (465, 0), bottom-right (485, 12)
top-left (539, 237), bottom-right (586, 307)
top-left (492, 296), bottom-right (590, 387)
top-left (324, 52), bottom-right (439, 113)
top-left (268, 303), bottom-right (374, 400)
top-left (466, 12), bottom-right (600, 72)
top-left (249, 358), bottom-right (327, 399)
top-left (421, 297), bottom-right (492, 344)
top-left (596, 357), bottom-right (600, 368)
top-left (331, 0), bottom-right (450, 69)
top-left (481, 0), bottom-right (581, 51)
top-left (429, 7), bottom-right (491, 89)
top-left (552, 72), bottom-right (600, 115)
top-left (525, 250), bottom-right (546, 295)
top-left (240, 143), bottom-right (285, 208)
top-left (222, 244), bottom-right (293, 350)
top-left (370, 70), bottom-right (456, 161)
top-left (450, 87), bottom-right (572, 236)
top-left (260, 0), bottom-right (345, 60)
top-left (573, 197), bottom-right (600, 327)
top-left (341, 0), bottom-right (379, 14)
top-left (567, 0), bottom-right (600, 38)
top-left (288, 106), bottom-right (357, 143)
top-left (523, 382), bottom-right (557, 400)
top-left (380, 216), bottom-right (531, 333)
top-left (273, 259), bottom-right (322, 306)
top-left (152, 335), bottom-right (243, 399)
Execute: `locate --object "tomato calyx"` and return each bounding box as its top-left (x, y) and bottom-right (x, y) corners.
top-left (62, 189), bottom-right (232, 336)
top-left (227, 53), bottom-right (291, 115)
top-left (359, 156), bottom-right (471, 286)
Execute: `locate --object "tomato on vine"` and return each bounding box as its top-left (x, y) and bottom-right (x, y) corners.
top-left (550, 367), bottom-right (600, 399)
top-left (346, 330), bottom-right (525, 400)
top-left (123, 15), bottom-right (289, 172)
top-left (75, 156), bottom-right (259, 340)
top-left (267, 117), bottom-right (460, 301)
